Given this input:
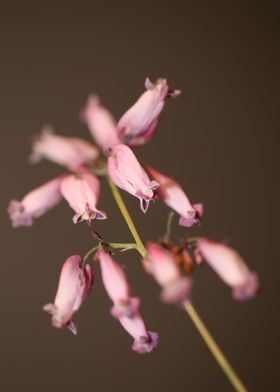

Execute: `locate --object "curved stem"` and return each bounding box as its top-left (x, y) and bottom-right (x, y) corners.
top-left (107, 177), bottom-right (147, 257)
top-left (107, 176), bottom-right (248, 392)
top-left (183, 301), bottom-right (248, 392)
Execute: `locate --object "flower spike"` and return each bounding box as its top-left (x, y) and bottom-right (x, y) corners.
top-left (148, 166), bottom-right (203, 227)
top-left (108, 144), bottom-right (159, 213)
top-left (8, 176), bottom-right (65, 227)
top-left (61, 170), bottom-right (107, 224)
top-left (43, 255), bottom-right (94, 334)
top-left (197, 238), bottom-right (259, 301)
top-left (117, 77), bottom-right (181, 147)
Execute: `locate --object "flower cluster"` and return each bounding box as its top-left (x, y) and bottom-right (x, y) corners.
top-left (8, 77), bottom-right (259, 354)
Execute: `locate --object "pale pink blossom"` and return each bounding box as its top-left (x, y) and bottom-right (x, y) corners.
top-left (119, 314), bottom-right (158, 354)
top-left (148, 166), bottom-right (203, 227)
top-left (117, 78), bottom-right (181, 147)
top-left (197, 238), bottom-right (259, 301)
top-left (82, 96), bottom-right (120, 152)
top-left (8, 176), bottom-right (65, 227)
top-left (146, 243), bottom-right (192, 303)
top-left (107, 144), bottom-right (159, 212)
top-left (43, 255), bottom-right (94, 334)
top-left (97, 249), bottom-right (140, 318)
top-left (61, 170), bottom-right (107, 224)
top-left (30, 127), bottom-right (99, 170)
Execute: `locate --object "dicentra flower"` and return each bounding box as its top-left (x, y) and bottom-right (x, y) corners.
top-left (61, 170), bottom-right (107, 224)
top-left (8, 176), bottom-right (65, 227)
top-left (196, 238), bottom-right (259, 301)
top-left (108, 144), bottom-right (158, 212)
top-left (43, 255), bottom-right (94, 334)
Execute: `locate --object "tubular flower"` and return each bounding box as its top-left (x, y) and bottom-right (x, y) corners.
top-left (82, 96), bottom-right (120, 152)
top-left (146, 243), bottom-right (192, 304)
top-left (196, 238), bottom-right (259, 301)
top-left (30, 127), bottom-right (99, 171)
top-left (117, 78), bottom-right (181, 147)
top-left (119, 314), bottom-right (159, 354)
top-left (7, 176), bottom-right (65, 227)
top-left (107, 144), bottom-right (159, 213)
top-left (148, 166), bottom-right (203, 227)
top-left (43, 255), bottom-right (94, 334)
top-left (97, 249), bottom-right (140, 318)
top-left (61, 170), bottom-right (107, 224)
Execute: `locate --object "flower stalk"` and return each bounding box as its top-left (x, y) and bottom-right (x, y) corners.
top-left (108, 177), bottom-right (248, 392)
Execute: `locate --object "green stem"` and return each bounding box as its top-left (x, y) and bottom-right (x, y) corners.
top-left (166, 211), bottom-right (175, 238)
top-left (183, 301), bottom-right (248, 392)
top-left (82, 245), bottom-right (100, 268)
top-left (107, 176), bottom-right (248, 392)
top-left (107, 177), bottom-right (147, 257)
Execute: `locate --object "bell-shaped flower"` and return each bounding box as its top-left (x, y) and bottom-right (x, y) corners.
top-left (197, 238), bottom-right (259, 301)
top-left (97, 249), bottom-right (140, 318)
top-left (30, 127), bottom-right (99, 171)
top-left (117, 78), bottom-right (181, 147)
top-left (108, 144), bottom-right (159, 213)
top-left (8, 176), bottom-right (65, 227)
top-left (61, 170), bottom-right (107, 224)
top-left (119, 313), bottom-right (159, 354)
top-left (43, 255), bottom-right (94, 334)
top-left (82, 96), bottom-right (120, 152)
top-left (148, 166), bottom-right (203, 227)
top-left (146, 243), bottom-right (192, 304)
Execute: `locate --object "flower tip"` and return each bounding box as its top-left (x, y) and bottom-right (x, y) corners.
top-left (232, 272), bottom-right (260, 301)
top-left (7, 200), bottom-right (33, 228)
top-left (132, 331), bottom-right (159, 354)
top-left (67, 320), bottom-right (78, 335)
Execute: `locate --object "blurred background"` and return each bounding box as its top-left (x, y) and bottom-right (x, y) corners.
top-left (1, 1), bottom-right (279, 391)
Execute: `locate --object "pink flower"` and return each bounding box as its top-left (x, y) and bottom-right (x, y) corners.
top-left (197, 238), bottom-right (259, 301)
top-left (8, 176), bottom-right (64, 227)
top-left (82, 96), bottom-right (120, 152)
top-left (30, 127), bottom-right (99, 171)
top-left (107, 144), bottom-right (159, 212)
top-left (146, 243), bottom-right (192, 304)
top-left (119, 314), bottom-right (158, 354)
top-left (61, 170), bottom-right (107, 224)
top-left (117, 78), bottom-right (181, 147)
top-left (148, 166), bottom-right (203, 227)
top-left (43, 255), bottom-right (94, 334)
top-left (97, 249), bottom-right (140, 318)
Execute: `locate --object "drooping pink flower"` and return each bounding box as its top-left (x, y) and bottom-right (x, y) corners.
top-left (97, 249), bottom-right (140, 318)
top-left (148, 166), bottom-right (203, 227)
top-left (146, 243), bottom-right (192, 304)
top-left (82, 96), bottom-right (120, 152)
top-left (43, 255), bottom-right (94, 334)
top-left (119, 314), bottom-right (159, 354)
top-left (61, 170), bottom-right (107, 224)
top-left (30, 127), bottom-right (99, 171)
top-left (7, 176), bottom-right (65, 227)
top-left (107, 144), bottom-right (159, 213)
top-left (197, 238), bottom-right (259, 301)
top-left (117, 78), bottom-right (181, 147)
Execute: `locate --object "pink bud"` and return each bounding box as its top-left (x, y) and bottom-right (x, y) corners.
top-left (119, 314), bottom-right (159, 354)
top-left (82, 96), bottom-right (121, 152)
top-left (43, 255), bottom-right (94, 334)
top-left (30, 127), bottom-right (99, 171)
top-left (197, 238), bottom-right (259, 301)
top-left (108, 144), bottom-right (159, 213)
top-left (61, 170), bottom-right (107, 224)
top-left (146, 243), bottom-right (192, 303)
top-left (148, 166), bottom-right (203, 227)
top-left (8, 176), bottom-right (64, 227)
top-left (97, 249), bottom-right (140, 318)
top-left (117, 78), bottom-right (181, 147)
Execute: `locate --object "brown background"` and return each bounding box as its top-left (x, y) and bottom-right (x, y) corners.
top-left (0, 1), bottom-right (279, 391)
